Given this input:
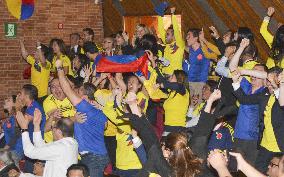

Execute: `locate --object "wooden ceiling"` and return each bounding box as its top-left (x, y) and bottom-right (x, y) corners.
top-left (103, 0), bottom-right (284, 62)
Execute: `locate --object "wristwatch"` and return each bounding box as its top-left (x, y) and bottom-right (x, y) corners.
top-left (20, 129), bottom-right (28, 133)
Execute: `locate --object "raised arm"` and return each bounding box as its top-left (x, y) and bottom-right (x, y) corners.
top-left (209, 26), bottom-right (226, 55)
top-left (204, 40), bottom-right (221, 56)
top-left (204, 89), bottom-right (221, 113)
top-left (158, 16), bottom-right (166, 44)
top-left (16, 111), bottom-right (62, 160)
top-left (260, 7), bottom-right (274, 47)
top-left (115, 73), bottom-right (127, 94)
top-left (229, 39), bottom-right (250, 72)
top-left (33, 109), bottom-right (46, 147)
top-left (229, 152), bottom-right (266, 177)
top-left (232, 71), bottom-right (263, 104)
top-left (56, 60), bottom-right (82, 106)
top-left (19, 38), bottom-right (29, 59)
top-left (171, 7), bottom-right (184, 47)
top-left (240, 69), bottom-right (268, 79)
top-left (190, 90), bottom-right (221, 140)
top-left (199, 29), bottom-right (221, 61)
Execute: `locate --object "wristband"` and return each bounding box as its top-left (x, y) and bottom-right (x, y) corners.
top-left (56, 66), bottom-right (64, 71)
top-left (37, 46), bottom-right (42, 49)
top-left (21, 129), bottom-right (28, 133)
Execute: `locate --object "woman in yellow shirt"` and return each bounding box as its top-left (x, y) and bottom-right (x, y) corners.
top-left (20, 39), bottom-right (51, 102)
top-left (50, 38), bottom-right (73, 76)
top-left (157, 70), bottom-right (189, 136)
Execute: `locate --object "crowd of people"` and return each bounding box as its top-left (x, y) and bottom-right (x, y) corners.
top-left (1, 4), bottom-right (284, 177)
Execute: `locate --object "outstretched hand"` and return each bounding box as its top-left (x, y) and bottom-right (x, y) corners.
top-left (209, 26), bottom-right (220, 39)
top-left (83, 65), bottom-right (93, 79)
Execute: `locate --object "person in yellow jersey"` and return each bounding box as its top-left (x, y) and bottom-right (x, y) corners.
top-left (101, 72), bottom-right (150, 177)
top-left (155, 69), bottom-right (189, 136)
top-left (94, 87), bottom-right (118, 173)
top-left (43, 78), bottom-right (84, 143)
top-left (157, 7), bottom-right (185, 75)
top-left (260, 7), bottom-right (284, 69)
top-left (103, 90), bottom-right (143, 177)
top-left (49, 38), bottom-right (73, 76)
top-left (232, 67), bottom-right (284, 174)
top-left (19, 39), bottom-right (51, 104)
top-left (117, 90), bottom-right (203, 177)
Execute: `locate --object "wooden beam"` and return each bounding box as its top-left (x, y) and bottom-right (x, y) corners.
top-left (196, 0), bottom-right (228, 33)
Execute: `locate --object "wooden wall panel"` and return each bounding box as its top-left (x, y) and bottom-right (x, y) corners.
top-left (103, 0), bottom-right (123, 36)
top-left (260, 0), bottom-right (284, 24)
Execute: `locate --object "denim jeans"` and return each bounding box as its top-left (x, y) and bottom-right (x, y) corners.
top-left (80, 153), bottom-right (109, 177)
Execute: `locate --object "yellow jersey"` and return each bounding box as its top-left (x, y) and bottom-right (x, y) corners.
top-left (163, 90), bottom-right (190, 127)
top-left (43, 94), bottom-right (76, 142)
top-left (26, 55), bottom-right (51, 97)
top-left (51, 54), bottom-right (73, 76)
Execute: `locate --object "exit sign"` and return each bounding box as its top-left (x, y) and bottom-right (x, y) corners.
top-left (4, 22), bottom-right (17, 39)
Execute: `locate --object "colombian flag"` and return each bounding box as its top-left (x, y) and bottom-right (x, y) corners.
top-left (6, 0), bottom-right (34, 20)
top-left (94, 52), bottom-right (149, 78)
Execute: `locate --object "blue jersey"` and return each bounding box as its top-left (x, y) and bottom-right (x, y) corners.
top-left (75, 99), bottom-right (107, 155)
top-left (234, 78), bottom-right (265, 140)
top-left (25, 100), bottom-right (46, 141)
top-left (3, 116), bottom-right (23, 156)
top-left (184, 47), bottom-right (210, 82)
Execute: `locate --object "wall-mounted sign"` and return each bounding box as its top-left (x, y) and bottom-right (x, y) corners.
top-left (4, 22), bottom-right (17, 38)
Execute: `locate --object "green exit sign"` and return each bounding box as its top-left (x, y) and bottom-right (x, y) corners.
top-left (4, 22), bottom-right (17, 39)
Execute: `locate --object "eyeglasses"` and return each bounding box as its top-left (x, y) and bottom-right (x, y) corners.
top-left (269, 162), bottom-right (279, 167)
